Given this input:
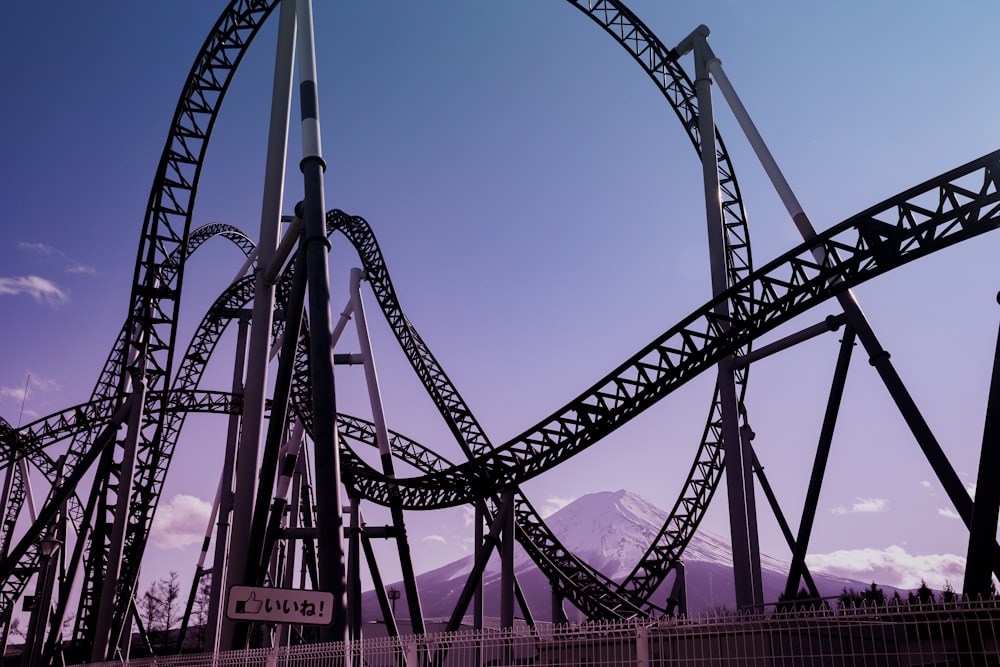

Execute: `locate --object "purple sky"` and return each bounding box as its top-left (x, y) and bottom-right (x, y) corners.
top-left (2, 1), bottom-right (999, 605)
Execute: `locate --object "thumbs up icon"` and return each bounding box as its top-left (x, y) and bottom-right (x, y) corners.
top-left (235, 591), bottom-right (264, 615)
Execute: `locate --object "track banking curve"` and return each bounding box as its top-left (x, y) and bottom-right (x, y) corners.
top-left (315, 144), bottom-right (1000, 615)
top-left (343, 149), bottom-right (1000, 508)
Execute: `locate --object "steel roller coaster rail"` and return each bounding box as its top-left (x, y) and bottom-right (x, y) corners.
top-left (1, 0), bottom-right (998, 663)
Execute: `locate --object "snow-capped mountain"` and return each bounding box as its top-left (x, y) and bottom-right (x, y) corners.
top-left (543, 489), bottom-right (786, 575)
top-left (363, 489), bottom-right (861, 622)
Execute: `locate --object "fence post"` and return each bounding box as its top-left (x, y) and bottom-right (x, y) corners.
top-left (636, 625), bottom-right (649, 667)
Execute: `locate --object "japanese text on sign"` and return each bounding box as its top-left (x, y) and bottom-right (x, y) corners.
top-left (226, 585), bottom-right (335, 626)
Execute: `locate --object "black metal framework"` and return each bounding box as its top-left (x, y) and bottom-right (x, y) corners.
top-left (0, 0), bottom-right (997, 660)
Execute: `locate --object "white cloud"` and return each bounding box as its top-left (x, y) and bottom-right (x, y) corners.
top-left (1, 374), bottom-right (61, 406)
top-left (0, 387), bottom-right (26, 403)
top-left (18, 241), bottom-right (96, 275)
top-left (828, 497), bottom-right (888, 515)
top-left (807, 545), bottom-right (965, 590)
top-left (66, 263), bottom-right (97, 275)
top-left (18, 242), bottom-right (59, 256)
top-left (0, 275), bottom-right (69, 305)
top-left (149, 494), bottom-right (212, 549)
top-left (462, 506), bottom-right (475, 528)
top-left (920, 480), bottom-right (932, 489)
top-left (852, 497), bottom-right (889, 513)
top-left (540, 495), bottom-right (575, 518)
top-left (423, 534), bottom-right (447, 545)
top-left (937, 508), bottom-right (961, 520)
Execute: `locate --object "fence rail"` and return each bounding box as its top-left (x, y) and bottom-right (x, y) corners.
top-left (78, 599), bottom-right (1000, 666)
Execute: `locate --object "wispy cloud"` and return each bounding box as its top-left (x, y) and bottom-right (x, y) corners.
top-left (423, 534), bottom-right (447, 545)
top-left (18, 242), bottom-right (60, 256)
top-left (18, 241), bottom-right (96, 275)
top-left (0, 374), bottom-right (61, 407)
top-left (66, 263), bottom-right (97, 275)
top-left (540, 495), bottom-right (576, 518)
top-left (0, 275), bottom-right (69, 305)
top-left (937, 508), bottom-right (961, 520)
top-left (807, 545), bottom-right (965, 590)
top-left (829, 497), bottom-right (889, 515)
top-left (149, 494), bottom-right (212, 549)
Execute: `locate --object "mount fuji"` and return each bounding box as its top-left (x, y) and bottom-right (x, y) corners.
top-left (363, 489), bottom-right (863, 622)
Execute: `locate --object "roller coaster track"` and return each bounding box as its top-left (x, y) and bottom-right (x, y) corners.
top-left (308, 146), bottom-right (999, 617)
top-left (315, 0), bottom-right (760, 618)
top-left (342, 149), bottom-right (1000, 508)
top-left (88, 0), bottom-right (755, 626)
top-left (1, 0), bottom-right (996, 652)
top-left (302, 212), bottom-right (651, 619)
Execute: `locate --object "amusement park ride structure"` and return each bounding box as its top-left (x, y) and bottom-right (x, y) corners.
top-left (1, 0), bottom-right (999, 664)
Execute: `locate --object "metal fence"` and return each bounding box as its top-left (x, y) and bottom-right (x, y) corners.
top-left (79, 599), bottom-right (1000, 666)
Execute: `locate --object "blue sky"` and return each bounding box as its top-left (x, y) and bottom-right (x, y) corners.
top-left (2, 1), bottom-right (1000, 605)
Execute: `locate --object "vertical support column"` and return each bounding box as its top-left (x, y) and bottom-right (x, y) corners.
top-left (347, 498), bottom-right (361, 641)
top-left (208, 311), bottom-right (252, 653)
top-left (679, 25), bottom-right (763, 610)
top-left (551, 588), bottom-right (568, 625)
top-left (0, 463), bottom-right (15, 561)
top-left (91, 377), bottom-right (145, 662)
top-left (964, 295), bottom-right (1000, 598)
top-left (24, 535), bottom-right (61, 667)
top-left (473, 505), bottom-right (484, 631)
top-left (739, 420), bottom-right (763, 601)
top-left (296, 0), bottom-right (348, 644)
top-left (0, 455), bottom-right (17, 659)
top-left (276, 454), bottom-right (305, 649)
top-left (446, 496), bottom-right (510, 632)
top-left (666, 562), bottom-right (687, 617)
top-left (500, 489), bottom-right (516, 629)
top-left (224, 0), bottom-right (297, 648)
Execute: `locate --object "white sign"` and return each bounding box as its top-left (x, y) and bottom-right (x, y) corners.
top-left (226, 585), bottom-right (335, 626)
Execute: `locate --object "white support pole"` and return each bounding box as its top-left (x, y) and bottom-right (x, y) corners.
top-left (348, 268), bottom-right (426, 634)
top-left (702, 33), bottom-right (978, 537)
top-left (222, 0), bottom-right (297, 650)
top-left (678, 25), bottom-right (764, 610)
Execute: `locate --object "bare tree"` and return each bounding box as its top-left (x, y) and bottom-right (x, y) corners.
top-left (140, 582), bottom-right (163, 636)
top-left (193, 572), bottom-right (213, 650)
top-left (160, 571), bottom-right (181, 637)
